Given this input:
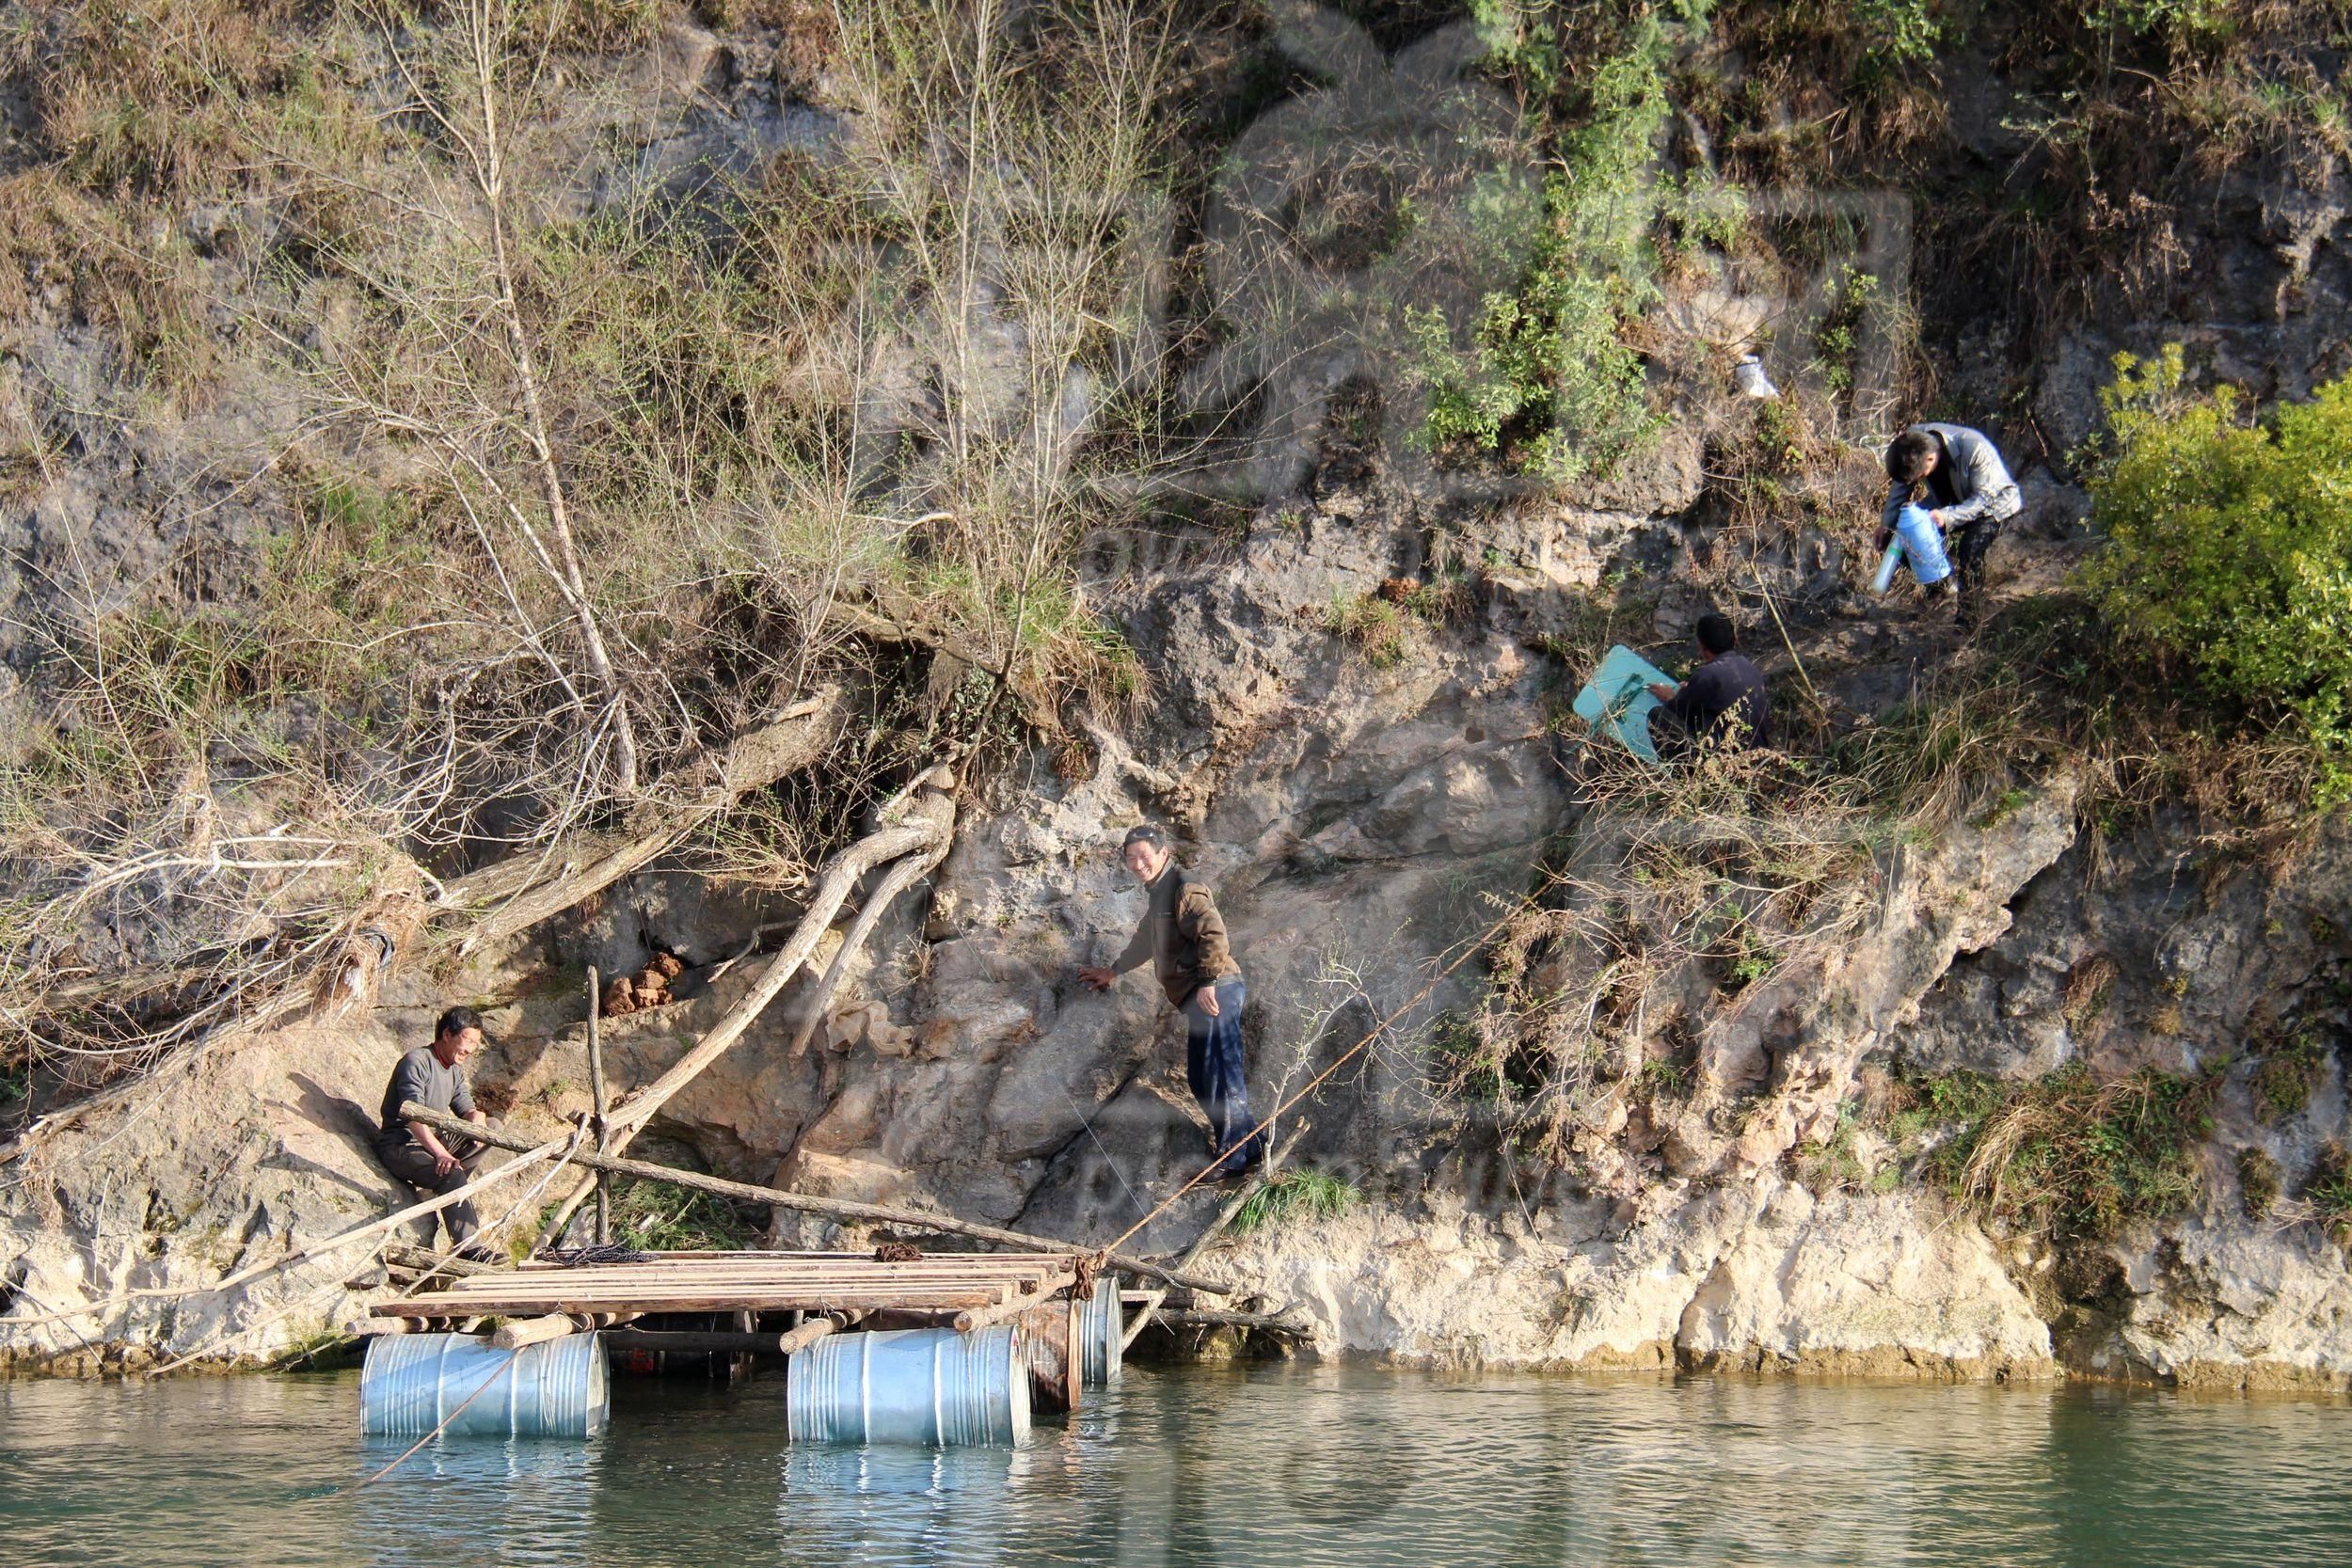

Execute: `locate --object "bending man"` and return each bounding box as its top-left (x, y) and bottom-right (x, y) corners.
top-left (376, 1006), bottom-right (498, 1260)
top-left (1881, 422), bottom-right (2022, 629)
top-left (1078, 825), bottom-right (1267, 1178)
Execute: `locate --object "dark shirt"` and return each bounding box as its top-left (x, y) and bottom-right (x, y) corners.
top-left (1111, 863), bottom-right (1242, 1009)
top-left (378, 1045), bottom-right (474, 1147)
top-left (1923, 436), bottom-right (1961, 511)
top-left (1661, 652), bottom-right (1771, 749)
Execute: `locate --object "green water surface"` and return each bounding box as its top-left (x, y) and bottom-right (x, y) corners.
top-left (1, 1364), bottom-right (2346, 1566)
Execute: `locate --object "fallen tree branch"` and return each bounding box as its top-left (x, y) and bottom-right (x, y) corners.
top-left (402, 1101), bottom-right (1232, 1294)
top-left (533, 765), bottom-right (958, 1242)
top-left (0, 692), bottom-right (845, 1167)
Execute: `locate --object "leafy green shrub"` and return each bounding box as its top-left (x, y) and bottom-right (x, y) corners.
top-left (1409, 14), bottom-right (1677, 484)
top-left (2080, 346), bottom-right (2352, 803)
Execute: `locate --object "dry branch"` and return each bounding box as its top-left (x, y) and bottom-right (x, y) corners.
top-left (534, 766), bottom-right (958, 1240)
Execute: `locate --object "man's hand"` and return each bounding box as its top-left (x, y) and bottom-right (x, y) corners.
top-left (434, 1150), bottom-right (461, 1178)
top-left (1196, 984), bottom-right (1220, 1017)
top-left (1077, 965), bottom-right (1116, 990)
top-left (1645, 681), bottom-right (1677, 702)
top-left (1928, 510), bottom-right (1947, 530)
top-left (1875, 526), bottom-right (1893, 552)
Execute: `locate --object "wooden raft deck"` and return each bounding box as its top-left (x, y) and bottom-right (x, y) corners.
top-left (371, 1250), bottom-right (1084, 1323)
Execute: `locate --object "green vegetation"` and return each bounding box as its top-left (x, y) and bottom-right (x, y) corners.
top-left (1410, 8), bottom-right (1696, 483)
top-left (2236, 1146), bottom-right (2282, 1219)
top-left (2080, 347), bottom-right (2352, 803)
top-left (606, 1178), bottom-right (759, 1252)
top-left (2307, 1144), bottom-right (2352, 1243)
top-left (2250, 1027), bottom-right (2329, 1123)
top-left (1321, 592), bottom-right (1417, 670)
top-left (1890, 1064), bottom-right (2217, 1244)
top-left (1232, 1168), bottom-right (1359, 1236)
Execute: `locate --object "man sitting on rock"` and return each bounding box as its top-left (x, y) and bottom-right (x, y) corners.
top-left (1647, 612), bottom-right (1771, 756)
top-left (376, 1006), bottom-right (499, 1260)
top-left (1880, 421), bottom-right (2022, 629)
top-left (1078, 825), bottom-right (1267, 1179)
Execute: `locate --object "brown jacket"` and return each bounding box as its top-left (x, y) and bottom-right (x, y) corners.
top-left (1112, 863), bottom-right (1241, 1008)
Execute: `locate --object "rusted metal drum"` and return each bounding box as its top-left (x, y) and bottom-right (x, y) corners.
top-left (360, 1331), bottom-right (608, 1438)
top-left (1078, 1272), bottom-right (1122, 1386)
top-left (787, 1324), bottom-right (1029, 1446)
top-left (1018, 1298), bottom-right (1081, 1415)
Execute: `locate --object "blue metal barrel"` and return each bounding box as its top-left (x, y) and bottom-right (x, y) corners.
top-left (1079, 1273), bottom-right (1122, 1386)
top-left (359, 1331), bottom-right (609, 1439)
top-left (787, 1324), bottom-right (1030, 1446)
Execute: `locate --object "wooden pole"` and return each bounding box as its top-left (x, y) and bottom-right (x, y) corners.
top-left (587, 966), bottom-right (611, 1246)
top-left (403, 1101), bottom-right (1232, 1294)
top-left (490, 1312), bottom-right (583, 1350)
top-left (950, 1294), bottom-right (1038, 1335)
top-left (772, 1316), bottom-right (842, 1355)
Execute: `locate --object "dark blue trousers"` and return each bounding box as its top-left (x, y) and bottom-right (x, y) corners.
top-left (1184, 977), bottom-right (1264, 1174)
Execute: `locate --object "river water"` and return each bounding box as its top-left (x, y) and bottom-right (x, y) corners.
top-left (2, 1363), bottom-right (2346, 1566)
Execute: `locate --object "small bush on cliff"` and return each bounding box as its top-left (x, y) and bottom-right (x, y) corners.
top-left (1945, 1063), bottom-right (2217, 1244)
top-left (2080, 346), bottom-right (2352, 805)
top-left (1409, 9), bottom-right (1677, 483)
top-left (1232, 1168), bottom-right (1359, 1236)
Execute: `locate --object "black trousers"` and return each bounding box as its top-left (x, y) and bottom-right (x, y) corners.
top-left (1949, 515), bottom-right (2004, 624)
top-left (377, 1138), bottom-right (486, 1243)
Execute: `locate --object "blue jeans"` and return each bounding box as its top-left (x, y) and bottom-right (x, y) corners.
top-left (1183, 977), bottom-right (1263, 1174)
top-left (1892, 503), bottom-right (1953, 586)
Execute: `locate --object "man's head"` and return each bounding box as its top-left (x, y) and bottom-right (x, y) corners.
top-left (1885, 428), bottom-right (1940, 485)
top-left (1120, 823), bottom-right (1173, 883)
top-left (432, 1006), bottom-right (485, 1067)
top-left (1694, 612), bottom-right (1737, 661)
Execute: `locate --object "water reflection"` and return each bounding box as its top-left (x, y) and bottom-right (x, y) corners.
top-left (2, 1363), bottom-right (2347, 1567)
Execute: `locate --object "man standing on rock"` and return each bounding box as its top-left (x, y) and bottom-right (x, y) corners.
top-left (375, 1006), bottom-right (499, 1260)
top-left (1078, 825), bottom-right (1267, 1179)
top-left (1880, 422), bottom-right (2023, 629)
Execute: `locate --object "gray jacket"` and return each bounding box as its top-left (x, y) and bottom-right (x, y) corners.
top-left (1882, 422), bottom-right (2022, 534)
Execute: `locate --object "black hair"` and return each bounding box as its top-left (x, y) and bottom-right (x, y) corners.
top-left (1885, 428), bottom-right (1938, 484)
top-left (435, 1005), bottom-right (485, 1042)
top-left (1120, 823), bottom-right (1168, 852)
top-left (1694, 613), bottom-right (1737, 656)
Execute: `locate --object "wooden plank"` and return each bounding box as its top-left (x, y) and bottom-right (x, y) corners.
top-left (419, 1269), bottom-right (1066, 1294)
top-left (370, 1290), bottom-right (1006, 1318)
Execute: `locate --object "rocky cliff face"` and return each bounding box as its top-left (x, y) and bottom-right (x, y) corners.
top-left (7, 439), bottom-right (2346, 1388)
top-left (3, 5), bottom-right (2349, 1387)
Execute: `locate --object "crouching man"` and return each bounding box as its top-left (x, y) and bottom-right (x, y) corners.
top-left (376, 1006), bottom-right (499, 1260)
top-left (1077, 825), bottom-right (1267, 1179)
